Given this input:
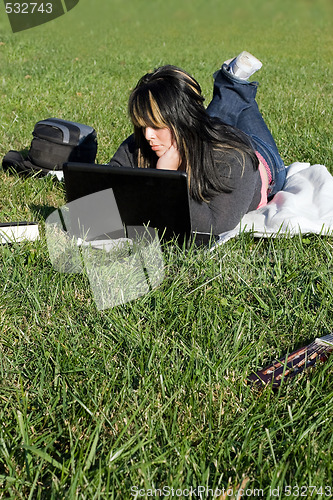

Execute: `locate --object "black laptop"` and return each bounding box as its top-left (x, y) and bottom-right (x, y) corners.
top-left (63, 162), bottom-right (217, 246)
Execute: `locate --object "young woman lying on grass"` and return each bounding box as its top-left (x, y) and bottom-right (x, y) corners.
top-left (109, 51), bottom-right (286, 234)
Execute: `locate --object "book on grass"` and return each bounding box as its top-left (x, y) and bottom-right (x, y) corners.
top-left (0, 222), bottom-right (39, 244)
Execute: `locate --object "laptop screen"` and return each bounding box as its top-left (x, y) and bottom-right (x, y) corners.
top-left (63, 162), bottom-right (192, 244)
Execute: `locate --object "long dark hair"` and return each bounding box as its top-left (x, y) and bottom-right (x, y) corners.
top-left (128, 65), bottom-right (258, 202)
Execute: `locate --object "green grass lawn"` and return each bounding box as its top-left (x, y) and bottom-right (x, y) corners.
top-left (1, 0), bottom-right (333, 498)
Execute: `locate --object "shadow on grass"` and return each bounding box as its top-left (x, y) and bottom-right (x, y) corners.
top-left (30, 203), bottom-right (58, 221)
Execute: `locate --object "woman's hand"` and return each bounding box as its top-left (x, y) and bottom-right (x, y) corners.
top-left (156, 143), bottom-right (181, 171)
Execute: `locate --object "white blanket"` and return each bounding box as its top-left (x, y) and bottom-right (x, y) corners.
top-left (213, 162), bottom-right (333, 247)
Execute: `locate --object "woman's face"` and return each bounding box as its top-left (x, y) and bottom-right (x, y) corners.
top-left (144, 127), bottom-right (173, 157)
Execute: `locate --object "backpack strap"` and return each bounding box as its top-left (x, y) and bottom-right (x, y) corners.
top-left (41, 118), bottom-right (95, 143)
top-left (38, 120), bottom-right (71, 144)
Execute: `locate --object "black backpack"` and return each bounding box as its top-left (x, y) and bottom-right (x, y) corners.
top-left (2, 118), bottom-right (98, 176)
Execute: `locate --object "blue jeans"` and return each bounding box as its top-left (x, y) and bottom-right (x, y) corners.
top-left (206, 65), bottom-right (286, 196)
